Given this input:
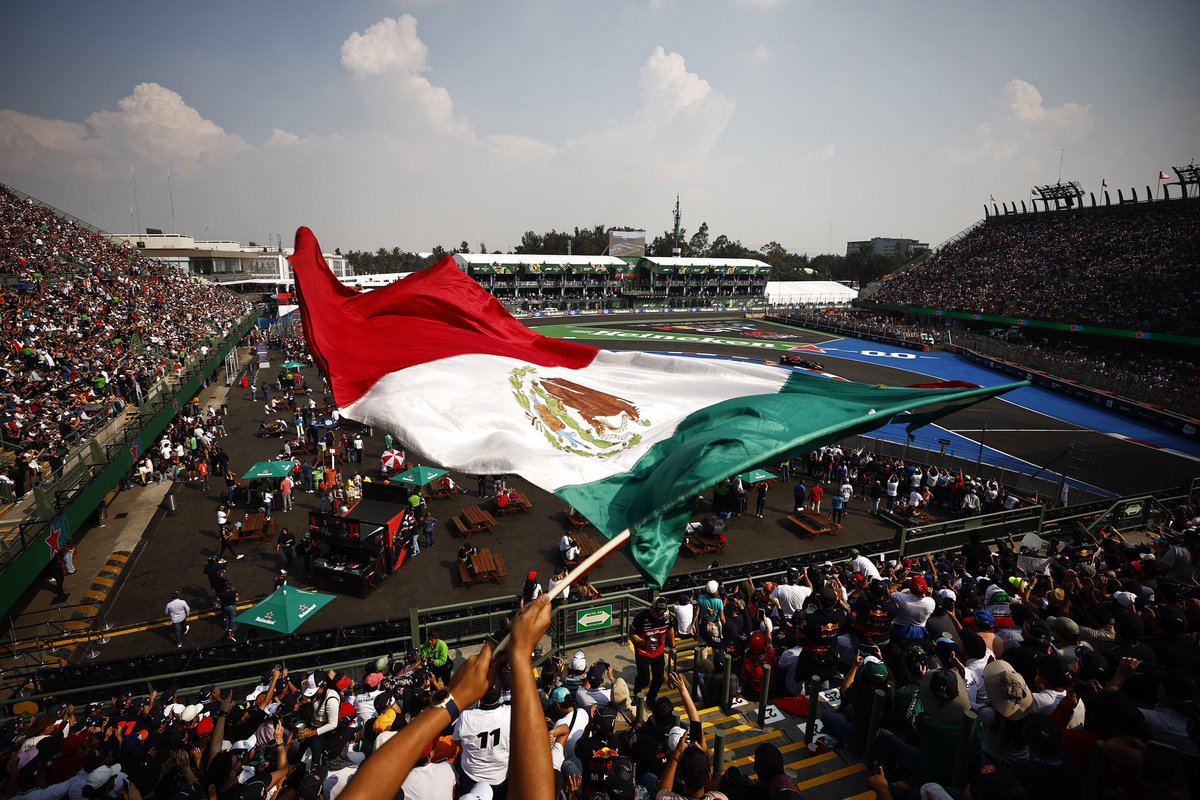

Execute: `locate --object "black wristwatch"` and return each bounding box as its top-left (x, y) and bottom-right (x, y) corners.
top-left (430, 689), bottom-right (460, 723)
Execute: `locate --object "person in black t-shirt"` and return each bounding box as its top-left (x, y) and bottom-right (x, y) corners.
top-left (574, 704), bottom-right (624, 799)
top-left (797, 585), bottom-right (850, 683)
top-left (853, 581), bottom-right (896, 647)
top-left (628, 597), bottom-right (675, 708)
top-left (629, 695), bottom-right (676, 780)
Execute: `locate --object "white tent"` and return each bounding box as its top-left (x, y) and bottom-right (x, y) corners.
top-left (766, 281), bottom-right (857, 306)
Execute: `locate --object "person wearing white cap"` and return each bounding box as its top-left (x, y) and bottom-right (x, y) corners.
top-left (697, 580), bottom-right (724, 628)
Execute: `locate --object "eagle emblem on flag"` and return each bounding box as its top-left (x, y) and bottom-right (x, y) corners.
top-left (510, 365), bottom-right (651, 458)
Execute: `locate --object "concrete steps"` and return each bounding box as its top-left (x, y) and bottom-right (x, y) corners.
top-left (647, 647), bottom-right (870, 800)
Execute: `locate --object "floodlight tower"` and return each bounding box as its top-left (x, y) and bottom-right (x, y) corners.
top-left (1169, 162), bottom-right (1200, 199)
top-left (1033, 181), bottom-right (1084, 211)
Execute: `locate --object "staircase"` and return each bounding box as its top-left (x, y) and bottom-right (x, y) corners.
top-left (650, 646), bottom-right (873, 800)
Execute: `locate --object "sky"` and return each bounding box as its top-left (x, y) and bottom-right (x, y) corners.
top-left (1, 0), bottom-right (1197, 256)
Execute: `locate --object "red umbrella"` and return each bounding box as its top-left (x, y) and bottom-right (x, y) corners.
top-left (380, 449), bottom-right (405, 471)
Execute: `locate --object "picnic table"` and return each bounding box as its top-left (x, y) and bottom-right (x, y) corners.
top-left (233, 512), bottom-right (275, 542)
top-left (452, 505), bottom-right (498, 537)
top-left (574, 532), bottom-right (603, 565)
top-left (494, 490), bottom-right (533, 516)
top-left (459, 547), bottom-right (509, 587)
top-left (786, 511), bottom-right (836, 539)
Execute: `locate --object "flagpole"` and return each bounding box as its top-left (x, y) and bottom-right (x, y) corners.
top-left (490, 528), bottom-right (632, 657)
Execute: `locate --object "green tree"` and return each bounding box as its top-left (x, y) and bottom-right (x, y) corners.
top-left (688, 222), bottom-right (710, 257)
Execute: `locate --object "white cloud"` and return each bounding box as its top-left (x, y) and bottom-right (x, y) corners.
top-left (747, 43), bottom-right (772, 65)
top-left (340, 16), bottom-right (428, 77)
top-left (803, 143), bottom-right (835, 163)
top-left (340, 15), bottom-right (468, 138)
top-left (566, 47), bottom-right (735, 182)
top-left (1003, 78), bottom-right (1093, 136)
top-left (265, 128), bottom-right (302, 147)
top-left (0, 82), bottom-right (246, 177)
top-left (942, 79), bottom-right (1093, 166)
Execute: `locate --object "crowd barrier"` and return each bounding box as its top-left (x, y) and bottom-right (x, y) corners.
top-left (4, 476), bottom-right (1193, 716)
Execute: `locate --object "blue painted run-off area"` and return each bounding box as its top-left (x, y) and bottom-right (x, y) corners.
top-left (798, 335), bottom-right (1200, 459)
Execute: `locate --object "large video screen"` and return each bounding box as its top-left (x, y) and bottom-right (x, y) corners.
top-left (609, 229), bottom-right (647, 259)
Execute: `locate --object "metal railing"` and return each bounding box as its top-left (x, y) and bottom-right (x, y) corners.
top-left (843, 430), bottom-right (1110, 505)
top-left (4, 476), bottom-right (1195, 716)
top-left (895, 478), bottom-right (1198, 559)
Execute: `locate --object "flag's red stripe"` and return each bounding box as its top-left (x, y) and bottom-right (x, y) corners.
top-left (289, 227), bottom-right (598, 407)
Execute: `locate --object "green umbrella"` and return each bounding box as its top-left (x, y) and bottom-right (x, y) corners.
top-left (234, 587), bottom-right (335, 634)
top-left (736, 468), bottom-right (777, 484)
top-left (388, 465), bottom-right (448, 487)
top-left (281, 360), bottom-right (305, 369)
top-left (243, 460), bottom-right (295, 480)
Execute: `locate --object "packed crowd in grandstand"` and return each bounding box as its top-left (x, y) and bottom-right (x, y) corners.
top-left (0, 187), bottom-right (252, 498)
top-left (873, 205), bottom-right (1200, 334)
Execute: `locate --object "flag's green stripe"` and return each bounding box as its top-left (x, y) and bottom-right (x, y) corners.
top-left (555, 373), bottom-right (1025, 586)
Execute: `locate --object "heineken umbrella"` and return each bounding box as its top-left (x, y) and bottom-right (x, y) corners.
top-left (388, 465), bottom-right (447, 487)
top-left (736, 468), bottom-right (777, 484)
top-left (281, 360), bottom-right (305, 369)
top-left (234, 587), bottom-right (335, 635)
top-left (243, 460), bottom-right (295, 480)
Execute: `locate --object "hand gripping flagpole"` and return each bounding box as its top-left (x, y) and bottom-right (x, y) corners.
top-left (491, 528), bottom-right (632, 658)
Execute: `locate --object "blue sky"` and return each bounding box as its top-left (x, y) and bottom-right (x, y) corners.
top-left (1, 0), bottom-right (1197, 254)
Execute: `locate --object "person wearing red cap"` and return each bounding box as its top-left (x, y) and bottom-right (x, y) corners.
top-left (890, 575), bottom-right (935, 641)
top-left (519, 571), bottom-right (543, 608)
top-left (740, 630), bottom-right (777, 699)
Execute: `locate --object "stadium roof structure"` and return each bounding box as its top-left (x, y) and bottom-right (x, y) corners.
top-left (642, 255), bottom-right (770, 269)
top-left (454, 254), bottom-right (627, 266)
top-left (765, 280), bottom-right (858, 305)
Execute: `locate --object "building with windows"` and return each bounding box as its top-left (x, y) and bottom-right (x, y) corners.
top-left (845, 237), bottom-right (929, 259)
top-left (106, 232), bottom-right (349, 312)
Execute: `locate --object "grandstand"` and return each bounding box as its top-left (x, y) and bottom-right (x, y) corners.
top-left (870, 194), bottom-right (1200, 335)
top-left (0, 184), bottom-right (254, 617)
top-left (455, 252), bottom-right (772, 312)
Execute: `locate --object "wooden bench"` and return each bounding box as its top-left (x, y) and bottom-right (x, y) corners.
top-left (459, 561), bottom-right (480, 587)
top-left (565, 511), bottom-right (591, 530)
top-left (683, 537), bottom-right (725, 557)
top-left (459, 549), bottom-right (509, 587)
top-left (451, 516), bottom-right (473, 537)
top-left (787, 513), bottom-right (834, 538)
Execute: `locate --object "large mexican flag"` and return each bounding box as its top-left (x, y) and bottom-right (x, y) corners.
top-left (290, 228), bottom-right (1022, 585)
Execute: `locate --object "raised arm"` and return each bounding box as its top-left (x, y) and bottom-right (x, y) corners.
top-left (507, 596), bottom-right (555, 800)
top-left (339, 642), bottom-right (501, 800)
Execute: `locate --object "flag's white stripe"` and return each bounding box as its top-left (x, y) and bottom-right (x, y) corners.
top-left (342, 349), bottom-right (790, 492)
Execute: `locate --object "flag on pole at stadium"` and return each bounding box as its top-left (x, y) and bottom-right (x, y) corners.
top-left (1159, 171), bottom-right (1170, 180)
top-left (1101, 179), bottom-right (1108, 188)
top-left (290, 227), bottom-right (1024, 585)
top-left (989, 194), bottom-right (996, 202)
